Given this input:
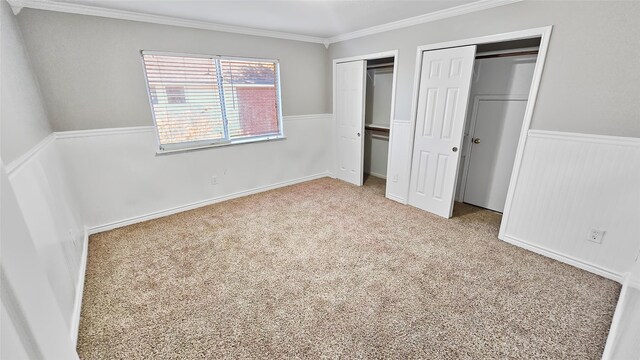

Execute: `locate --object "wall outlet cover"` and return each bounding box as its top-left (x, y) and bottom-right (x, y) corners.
top-left (587, 228), bottom-right (605, 244)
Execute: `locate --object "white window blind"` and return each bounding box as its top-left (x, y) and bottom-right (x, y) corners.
top-left (141, 52), bottom-right (283, 152)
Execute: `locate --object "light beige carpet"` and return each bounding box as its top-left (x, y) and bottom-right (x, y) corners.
top-left (78, 176), bottom-right (619, 359)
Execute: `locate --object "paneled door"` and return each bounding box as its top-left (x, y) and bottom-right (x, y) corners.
top-left (462, 97), bottom-right (528, 212)
top-left (408, 46), bottom-right (476, 218)
top-left (335, 60), bottom-right (366, 186)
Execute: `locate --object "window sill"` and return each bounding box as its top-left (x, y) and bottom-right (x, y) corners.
top-left (155, 135), bottom-right (286, 156)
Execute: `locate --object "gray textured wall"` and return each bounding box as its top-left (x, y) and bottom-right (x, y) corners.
top-left (329, 1), bottom-right (640, 137)
top-left (1, 2), bottom-right (52, 163)
top-left (17, 9), bottom-right (330, 131)
top-left (11, 1), bottom-right (640, 137)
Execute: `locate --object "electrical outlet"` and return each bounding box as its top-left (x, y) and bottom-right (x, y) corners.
top-left (393, 174), bottom-right (399, 182)
top-left (211, 176), bottom-right (218, 185)
top-left (587, 228), bottom-right (605, 244)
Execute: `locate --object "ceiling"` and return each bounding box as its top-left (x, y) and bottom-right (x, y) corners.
top-left (51, 0), bottom-right (477, 39)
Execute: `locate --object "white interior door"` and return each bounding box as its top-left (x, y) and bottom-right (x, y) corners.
top-left (463, 98), bottom-right (528, 212)
top-left (408, 46), bottom-right (476, 218)
top-left (335, 60), bottom-right (366, 186)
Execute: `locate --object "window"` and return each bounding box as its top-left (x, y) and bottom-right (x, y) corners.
top-left (141, 51), bottom-right (283, 152)
top-left (165, 86), bottom-right (186, 104)
top-left (149, 85), bottom-right (159, 104)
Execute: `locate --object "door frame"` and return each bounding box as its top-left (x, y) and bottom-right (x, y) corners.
top-left (332, 50), bottom-right (399, 194)
top-left (458, 94), bottom-right (529, 204)
top-left (405, 26), bottom-right (553, 239)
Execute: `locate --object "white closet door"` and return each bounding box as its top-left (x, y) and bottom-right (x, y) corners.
top-left (335, 60), bottom-right (366, 186)
top-left (408, 46), bottom-right (476, 218)
top-left (463, 98), bottom-right (528, 212)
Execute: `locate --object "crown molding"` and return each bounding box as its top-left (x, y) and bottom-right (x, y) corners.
top-left (7, 0), bottom-right (522, 46)
top-left (9, 2), bottom-right (23, 15)
top-left (5, 0), bottom-right (326, 44)
top-left (325, 0), bottom-right (523, 45)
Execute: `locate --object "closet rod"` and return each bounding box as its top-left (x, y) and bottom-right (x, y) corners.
top-left (475, 50), bottom-right (538, 60)
top-left (369, 133), bottom-right (390, 141)
top-left (365, 125), bottom-right (390, 133)
top-left (365, 130), bottom-right (390, 140)
top-left (367, 63), bottom-right (394, 69)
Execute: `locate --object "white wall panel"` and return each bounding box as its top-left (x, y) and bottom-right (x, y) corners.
top-left (3, 113), bottom-right (330, 346)
top-left (1, 163), bottom-right (79, 359)
top-left (502, 130), bottom-right (640, 278)
top-left (56, 114), bottom-right (332, 230)
top-left (6, 139), bottom-right (85, 336)
top-left (0, 302), bottom-right (30, 360)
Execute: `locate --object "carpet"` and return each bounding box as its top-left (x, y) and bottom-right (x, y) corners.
top-left (77, 176), bottom-right (619, 359)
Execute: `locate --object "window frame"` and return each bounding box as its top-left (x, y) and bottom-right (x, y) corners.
top-left (140, 50), bottom-right (285, 154)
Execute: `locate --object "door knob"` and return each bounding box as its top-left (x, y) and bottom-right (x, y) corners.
top-left (472, 138), bottom-right (481, 144)
top-left (357, 132), bottom-right (361, 137)
top-left (452, 147), bottom-right (458, 152)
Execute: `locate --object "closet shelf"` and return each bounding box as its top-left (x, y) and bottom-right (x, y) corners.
top-left (364, 125), bottom-right (390, 133)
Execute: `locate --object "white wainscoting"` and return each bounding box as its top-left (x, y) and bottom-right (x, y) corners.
top-left (500, 130), bottom-right (640, 280)
top-left (7, 120), bottom-right (638, 348)
top-left (6, 135), bottom-right (86, 342)
top-left (385, 120), bottom-right (412, 203)
top-left (1, 163), bottom-right (80, 358)
top-left (55, 114), bottom-right (333, 231)
top-left (4, 113), bottom-right (332, 344)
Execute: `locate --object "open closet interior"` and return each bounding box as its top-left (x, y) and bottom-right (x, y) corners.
top-left (334, 53), bottom-right (396, 190)
top-left (407, 35), bottom-right (544, 218)
top-left (455, 37), bottom-right (541, 213)
top-left (364, 57), bottom-right (394, 182)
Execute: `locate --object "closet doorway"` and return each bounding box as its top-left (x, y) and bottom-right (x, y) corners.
top-left (364, 57), bottom-right (394, 181)
top-left (456, 39), bottom-right (541, 213)
top-left (334, 51), bottom-right (398, 198)
top-left (406, 27), bottom-right (552, 220)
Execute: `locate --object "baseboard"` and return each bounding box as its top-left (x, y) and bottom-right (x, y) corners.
top-left (69, 227), bottom-right (90, 346)
top-left (386, 193), bottom-right (406, 204)
top-left (89, 172), bottom-right (331, 234)
top-left (365, 171), bottom-right (387, 179)
top-left (628, 276), bottom-right (640, 289)
top-left (500, 234), bottom-right (623, 282)
top-left (73, 172), bottom-right (329, 341)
